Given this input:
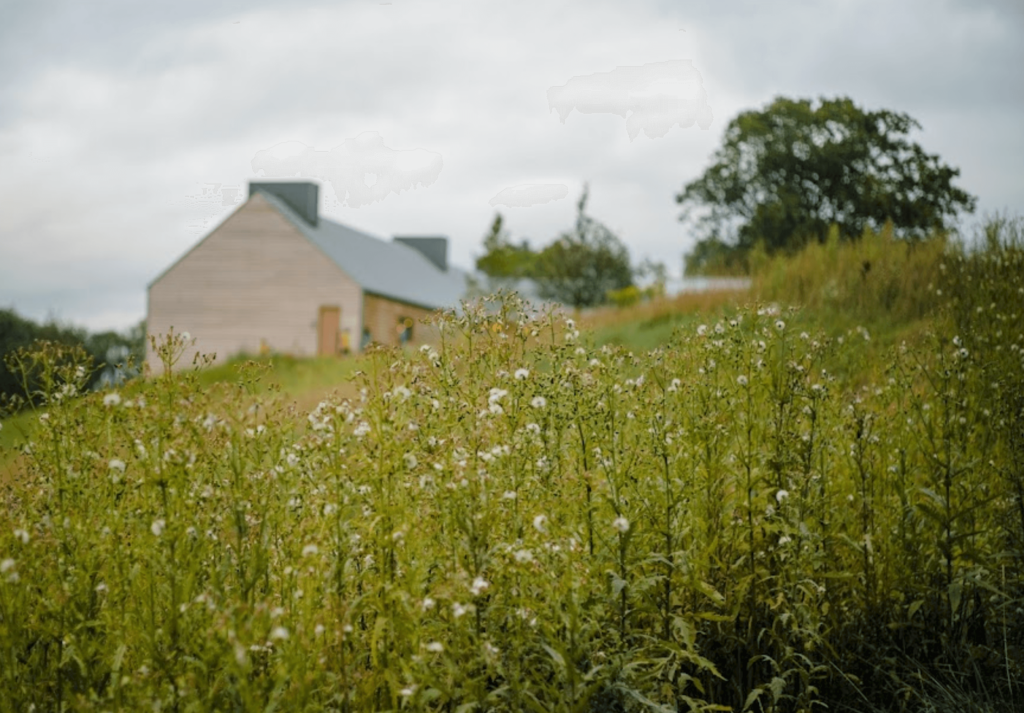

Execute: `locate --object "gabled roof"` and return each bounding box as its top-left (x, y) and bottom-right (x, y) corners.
top-left (255, 190), bottom-right (468, 311)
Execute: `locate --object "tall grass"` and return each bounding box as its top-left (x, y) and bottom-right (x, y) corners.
top-left (0, 221), bottom-right (1022, 711)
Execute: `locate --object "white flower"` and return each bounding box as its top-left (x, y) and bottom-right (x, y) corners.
top-left (776, 489), bottom-right (789, 503)
top-left (737, 375), bottom-right (748, 387)
top-left (697, 324), bottom-right (708, 337)
top-left (452, 602), bottom-right (468, 618)
top-left (400, 685), bottom-right (417, 697)
top-left (314, 624), bottom-right (326, 636)
top-left (775, 320), bottom-right (786, 331)
top-left (270, 626), bottom-right (289, 641)
top-left (151, 519), bottom-right (166, 537)
top-left (488, 388), bottom-right (508, 405)
top-left (530, 396), bottom-right (547, 409)
top-left (180, 331), bottom-right (191, 342)
top-left (13, 529), bottom-right (29, 544)
top-left (778, 535), bottom-right (792, 546)
top-left (514, 368), bottom-right (530, 380)
top-left (514, 549), bottom-right (534, 564)
top-left (470, 577), bottom-right (490, 596)
top-left (422, 597), bottom-right (436, 611)
top-left (103, 392), bottom-right (121, 407)
top-left (0, 558), bottom-right (15, 573)
top-left (425, 641), bottom-right (444, 653)
top-left (108, 459), bottom-right (126, 473)
top-left (533, 514), bottom-right (548, 533)
top-left (302, 544), bottom-right (319, 557)
top-left (403, 453), bottom-right (418, 469)
top-left (612, 516), bottom-right (630, 533)
top-left (353, 421), bottom-right (371, 438)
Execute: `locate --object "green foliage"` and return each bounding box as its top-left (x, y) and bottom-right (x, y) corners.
top-left (534, 185), bottom-right (634, 307)
top-left (475, 213), bottom-right (538, 281)
top-left (1, 224), bottom-right (1022, 711)
top-left (0, 309), bottom-right (145, 404)
top-left (678, 96), bottom-right (977, 271)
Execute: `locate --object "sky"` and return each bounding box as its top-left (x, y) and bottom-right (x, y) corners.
top-left (1, 0), bottom-right (1021, 333)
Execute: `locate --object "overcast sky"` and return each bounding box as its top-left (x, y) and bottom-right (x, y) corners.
top-left (1, 0), bottom-right (1021, 332)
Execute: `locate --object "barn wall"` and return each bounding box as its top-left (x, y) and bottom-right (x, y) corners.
top-left (362, 294), bottom-right (440, 349)
top-left (147, 194), bottom-right (362, 372)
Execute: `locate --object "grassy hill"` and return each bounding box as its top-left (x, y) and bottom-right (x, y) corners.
top-left (0, 218), bottom-right (1022, 711)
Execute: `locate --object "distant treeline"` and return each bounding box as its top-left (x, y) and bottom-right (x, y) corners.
top-left (0, 308), bottom-right (145, 404)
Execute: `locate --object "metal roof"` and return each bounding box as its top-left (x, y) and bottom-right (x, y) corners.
top-left (255, 189), bottom-right (468, 311)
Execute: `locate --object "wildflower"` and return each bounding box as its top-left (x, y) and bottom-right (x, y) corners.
top-left (108, 459), bottom-right (126, 473)
top-left (0, 559), bottom-right (15, 573)
top-left (314, 624), bottom-right (326, 636)
top-left (151, 519), bottom-right (166, 537)
top-left (530, 396), bottom-right (547, 409)
top-left (775, 320), bottom-right (786, 331)
top-left (525, 422), bottom-right (541, 435)
top-left (425, 641), bottom-right (444, 653)
top-left (95, 581), bottom-right (108, 594)
top-left (778, 535), bottom-right (792, 546)
top-left (422, 597), bottom-right (436, 611)
top-left (533, 514), bottom-right (548, 533)
top-left (302, 544), bottom-right (319, 557)
top-left (13, 529), bottom-right (29, 544)
top-left (400, 685), bottom-right (417, 697)
top-left (697, 324), bottom-right (708, 337)
top-left (612, 516), bottom-right (630, 534)
top-left (514, 549), bottom-right (534, 564)
top-left (776, 490), bottom-right (789, 503)
top-left (668, 378), bottom-right (681, 392)
top-left (353, 421), bottom-right (371, 438)
top-left (452, 602), bottom-right (468, 618)
top-left (103, 392), bottom-right (121, 407)
top-left (502, 490), bottom-right (517, 500)
top-left (393, 385), bottom-right (412, 400)
top-left (470, 577), bottom-right (489, 596)
top-left (270, 626), bottom-right (289, 641)
top-left (403, 453), bottom-right (418, 469)
top-left (514, 368), bottom-right (530, 380)
top-left (737, 374), bottom-right (748, 387)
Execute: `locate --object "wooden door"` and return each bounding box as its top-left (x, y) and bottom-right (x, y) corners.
top-left (317, 306), bottom-right (340, 356)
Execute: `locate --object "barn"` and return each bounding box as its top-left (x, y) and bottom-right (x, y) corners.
top-left (146, 181), bottom-right (468, 372)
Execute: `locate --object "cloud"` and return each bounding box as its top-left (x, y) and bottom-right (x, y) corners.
top-left (250, 132), bottom-right (444, 208)
top-left (180, 183), bottom-right (244, 235)
top-left (489, 184), bottom-right (569, 208)
top-left (547, 59), bottom-right (714, 140)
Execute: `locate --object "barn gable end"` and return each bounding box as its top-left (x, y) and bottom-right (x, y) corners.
top-left (147, 192), bottom-right (362, 372)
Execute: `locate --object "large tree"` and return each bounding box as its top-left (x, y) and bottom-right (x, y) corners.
top-left (533, 185), bottom-right (634, 308)
top-left (677, 96), bottom-right (977, 273)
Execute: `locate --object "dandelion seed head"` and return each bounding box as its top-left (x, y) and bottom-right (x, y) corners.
top-left (514, 549), bottom-right (534, 564)
top-left (0, 559), bottom-right (15, 573)
top-left (612, 516), bottom-right (630, 533)
top-left (533, 514), bottom-right (548, 533)
top-left (103, 392), bottom-right (121, 407)
top-left (270, 626), bottom-right (289, 641)
top-left (108, 459), bottom-right (126, 473)
top-left (425, 641), bottom-right (444, 653)
top-left (302, 544), bottom-right (319, 557)
top-left (470, 576), bottom-right (490, 596)
top-left (514, 368), bottom-right (530, 380)
top-left (150, 519), bottom-right (165, 537)
top-left (775, 320), bottom-right (786, 331)
top-left (531, 396), bottom-right (547, 409)
top-left (776, 489), bottom-right (790, 503)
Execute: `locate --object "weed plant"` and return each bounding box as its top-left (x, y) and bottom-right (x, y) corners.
top-left (1, 221), bottom-right (1022, 711)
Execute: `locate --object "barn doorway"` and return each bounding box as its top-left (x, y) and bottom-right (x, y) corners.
top-left (317, 305), bottom-right (341, 356)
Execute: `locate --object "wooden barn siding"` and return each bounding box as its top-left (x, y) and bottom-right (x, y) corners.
top-left (362, 293), bottom-right (440, 349)
top-left (147, 194), bottom-right (362, 372)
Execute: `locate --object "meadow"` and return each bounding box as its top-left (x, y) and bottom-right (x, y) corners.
top-left (1, 219), bottom-right (1022, 712)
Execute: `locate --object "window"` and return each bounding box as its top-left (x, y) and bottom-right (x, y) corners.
top-left (397, 317), bottom-right (414, 345)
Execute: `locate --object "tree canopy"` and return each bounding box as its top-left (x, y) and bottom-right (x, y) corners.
top-left (677, 96), bottom-right (977, 273)
top-left (475, 186), bottom-right (634, 308)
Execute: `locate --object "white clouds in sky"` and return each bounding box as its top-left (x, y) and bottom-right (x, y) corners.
top-left (489, 184), bottom-right (569, 208)
top-left (251, 133), bottom-right (444, 208)
top-left (548, 60), bottom-right (714, 140)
